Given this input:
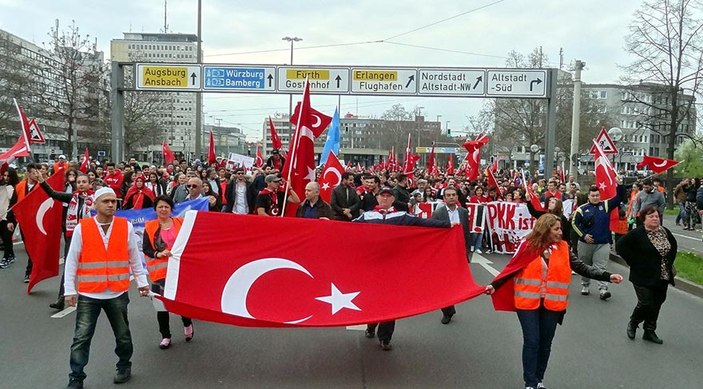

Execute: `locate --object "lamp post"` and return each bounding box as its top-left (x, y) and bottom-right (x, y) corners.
top-left (530, 144), bottom-right (541, 176)
top-left (282, 36), bottom-right (303, 121)
top-left (608, 127), bottom-right (623, 171)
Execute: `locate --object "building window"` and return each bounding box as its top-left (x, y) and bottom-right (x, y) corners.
top-left (599, 91), bottom-right (607, 99)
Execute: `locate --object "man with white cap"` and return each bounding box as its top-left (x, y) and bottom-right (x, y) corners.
top-left (63, 187), bottom-right (150, 389)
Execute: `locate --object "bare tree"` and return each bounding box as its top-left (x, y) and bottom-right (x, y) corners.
top-left (41, 20), bottom-right (107, 160)
top-left (622, 0), bottom-right (703, 206)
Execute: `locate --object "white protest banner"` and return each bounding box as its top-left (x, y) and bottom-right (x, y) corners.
top-left (227, 152), bottom-right (255, 170)
top-left (484, 201), bottom-right (536, 254)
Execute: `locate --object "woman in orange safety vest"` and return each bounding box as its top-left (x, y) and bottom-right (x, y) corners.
top-left (485, 214), bottom-right (623, 389)
top-left (142, 195), bottom-right (192, 349)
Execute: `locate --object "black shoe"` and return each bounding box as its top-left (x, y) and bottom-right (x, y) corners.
top-left (23, 274), bottom-right (29, 283)
top-left (364, 330), bottom-right (375, 339)
top-left (0, 259), bottom-right (8, 269)
top-left (67, 378), bottom-right (83, 389)
top-left (7, 255), bottom-right (15, 264)
top-left (627, 321), bottom-right (637, 340)
top-left (599, 290), bottom-right (611, 300)
top-left (114, 367), bottom-right (131, 384)
top-left (380, 340), bottom-right (392, 351)
top-left (643, 330), bottom-right (663, 344)
top-left (441, 314), bottom-right (453, 324)
top-left (50, 298), bottom-right (65, 310)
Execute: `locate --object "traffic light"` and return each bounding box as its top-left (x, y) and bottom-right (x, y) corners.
top-left (447, 128), bottom-right (451, 135)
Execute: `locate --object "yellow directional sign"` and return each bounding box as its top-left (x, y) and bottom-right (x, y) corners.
top-left (136, 64), bottom-right (201, 90)
top-left (350, 67), bottom-right (417, 94)
top-left (277, 66), bottom-right (349, 93)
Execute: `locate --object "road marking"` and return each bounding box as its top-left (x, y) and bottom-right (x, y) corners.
top-left (672, 233), bottom-right (701, 241)
top-left (471, 254), bottom-right (500, 276)
top-left (346, 324), bottom-right (366, 331)
top-left (51, 306), bottom-right (76, 319)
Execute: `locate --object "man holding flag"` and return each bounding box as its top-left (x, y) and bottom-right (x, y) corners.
top-left (571, 141), bottom-right (625, 300)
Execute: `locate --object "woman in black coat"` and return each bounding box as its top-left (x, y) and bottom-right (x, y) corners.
top-left (615, 205), bottom-right (677, 344)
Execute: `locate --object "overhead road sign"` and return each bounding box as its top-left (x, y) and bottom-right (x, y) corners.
top-left (350, 67), bottom-right (417, 95)
top-left (417, 68), bottom-right (485, 96)
top-left (136, 64), bottom-right (201, 90)
top-left (277, 66), bottom-right (349, 94)
top-left (203, 65), bottom-right (275, 92)
top-left (416, 146), bottom-right (458, 154)
top-left (486, 69), bottom-right (547, 98)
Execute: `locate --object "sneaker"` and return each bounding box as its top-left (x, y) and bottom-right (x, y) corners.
top-left (113, 367), bottom-right (131, 384)
top-left (159, 337), bottom-right (171, 349)
top-left (470, 247), bottom-right (475, 253)
top-left (599, 290), bottom-right (612, 300)
top-left (184, 324), bottom-right (194, 342)
top-left (67, 378), bottom-right (84, 389)
top-left (475, 249), bottom-right (483, 254)
top-left (537, 383), bottom-right (547, 389)
top-left (580, 287), bottom-right (590, 296)
top-left (23, 274), bottom-right (29, 283)
top-left (0, 259), bottom-right (8, 269)
top-left (379, 339), bottom-right (392, 351)
top-left (364, 329), bottom-right (376, 338)
top-left (7, 255), bottom-right (15, 264)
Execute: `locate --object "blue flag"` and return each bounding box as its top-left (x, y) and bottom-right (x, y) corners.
top-left (320, 107), bottom-right (340, 165)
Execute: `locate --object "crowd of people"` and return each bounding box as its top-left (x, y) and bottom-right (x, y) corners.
top-left (0, 154), bottom-right (700, 389)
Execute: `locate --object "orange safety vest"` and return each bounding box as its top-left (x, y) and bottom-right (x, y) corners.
top-left (513, 240), bottom-right (571, 311)
top-left (144, 217), bottom-right (183, 282)
top-left (76, 217), bottom-right (131, 293)
top-left (15, 180), bottom-right (31, 201)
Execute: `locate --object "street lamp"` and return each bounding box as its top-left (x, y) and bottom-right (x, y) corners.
top-left (530, 144), bottom-right (541, 175)
top-left (608, 127), bottom-right (623, 170)
top-left (282, 36), bottom-right (303, 121)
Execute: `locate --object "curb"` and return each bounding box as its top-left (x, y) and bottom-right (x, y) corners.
top-left (609, 253), bottom-right (703, 299)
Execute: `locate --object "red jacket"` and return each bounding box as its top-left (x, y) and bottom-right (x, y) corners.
top-left (104, 171), bottom-right (124, 198)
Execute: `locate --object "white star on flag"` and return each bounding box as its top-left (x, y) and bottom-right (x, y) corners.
top-left (315, 283), bottom-right (361, 315)
top-left (598, 182), bottom-right (606, 190)
top-left (305, 166), bottom-right (316, 181)
top-left (321, 182), bottom-right (330, 190)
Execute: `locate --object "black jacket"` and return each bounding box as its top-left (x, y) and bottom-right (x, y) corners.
top-left (615, 226), bottom-right (677, 287)
top-left (330, 184), bottom-right (361, 220)
top-left (431, 204), bottom-right (472, 255)
top-left (296, 199), bottom-right (334, 219)
top-left (223, 179), bottom-right (257, 214)
top-left (393, 184), bottom-right (411, 212)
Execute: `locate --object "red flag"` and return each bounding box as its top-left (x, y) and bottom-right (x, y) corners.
top-left (269, 116), bottom-right (283, 150)
top-left (162, 141), bottom-right (176, 165)
top-left (26, 119), bottom-right (46, 144)
top-left (446, 154), bottom-right (455, 175)
top-left (485, 166), bottom-right (499, 191)
top-left (13, 99), bottom-right (33, 147)
top-left (318, 152), bottom-right (345, 202)
top-left (427, 143), bottom-right (436, 171)
top-left (463, 133), bottom-right (490, 181)
top-left (282, 80), bottom-right (332, 217)
top-left (208, 131), bottom-right (217, 164)
top-left (489, 157), bottom-right (498, 173)
top-left (593, 139), bottom-right (617, 199)
top-left (158, 211), bottom-right (484, 327)
top-left (14, 170), bottom-right (65, 293)
top-left (0, 135), bottom-right (31, 165)
top-left (79, 148), bottom-right (90, 173)
top-left (636, 155), bottom-right (679, 174)
top-left (255, 144), bottom-right (264, 168)
top-left (557, 166), bottom-right (565, 183)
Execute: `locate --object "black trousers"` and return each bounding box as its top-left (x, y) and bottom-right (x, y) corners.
top-left (631, 283), bottom-right (668, 331)
top-left (367, 321), bottom-right (396, 343)
top-left (0, 220), bottom-right (15, 259)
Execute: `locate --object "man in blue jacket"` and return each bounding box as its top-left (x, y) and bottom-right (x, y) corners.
top-left (572, 181), bottom-right (624, 300)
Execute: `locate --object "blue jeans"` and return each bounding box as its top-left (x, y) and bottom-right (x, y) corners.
top-left (676, 202), bottom-right (686, 224)
top-left (69, 293), bottom-right (133, 382)
top-left (516, 307), bottom-right (562, 388)
top-left (470, 232), bottom-right (484, 250)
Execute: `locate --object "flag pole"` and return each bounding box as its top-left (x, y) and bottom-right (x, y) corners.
top-left (281, 77), bottom-right (308, 217)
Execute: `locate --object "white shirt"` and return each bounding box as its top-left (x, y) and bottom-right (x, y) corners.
top-left (234, 182), bottom-right (249, 214)
top-left (64, 217), bottom-right (149, 299)
top-left (446, 205), bottom-right (460, 224)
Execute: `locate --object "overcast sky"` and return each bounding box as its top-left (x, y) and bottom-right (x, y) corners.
top-left (0, 0), bottom-right (644, 141)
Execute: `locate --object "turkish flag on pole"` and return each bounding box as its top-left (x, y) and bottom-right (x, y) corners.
top-left (593, 139), bottom-right (618, 199)
top-left (636, 155), bottom-right (679, 173)
top-left (446, 153), bottom-right (455, 175)
top-left (282, 79), bottom-right (332, 217)
top-left (14, 170), bottom-right (65, 293)
top-left (79, 148), bottom-right (90, 173)
top-left (318, 152), bottom-right (345, 203)
top-left (427, 142), bottom-right (436, 171)
top-left (208, 131), bottom-right (217, 165)
top-left (463, 133), bottom-right (490, 181)
top-left (254, 144), bottom-right (264, 168)
top-left (269, 116), bottom-right (282, 150)
top-left (162, 141), bottom-right (176, 165)
top-left (159, 211), bottom-right (484, 327)
top-left (485, 166), bottom-right (499, 190)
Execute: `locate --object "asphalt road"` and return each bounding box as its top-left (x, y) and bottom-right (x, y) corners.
top-left (662, 213), bottom-right (703, 256)
top-left (1, 244), bottom-right (702, 389)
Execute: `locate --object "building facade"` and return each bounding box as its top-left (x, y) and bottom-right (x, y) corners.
top-left (110, 32), bottom-right (199, 160)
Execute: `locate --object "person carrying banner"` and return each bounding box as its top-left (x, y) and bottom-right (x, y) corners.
top-left (572, 182), bottom-right (625, 300)
top-left (15, 163), bottom-right (40, 282)
top-left (63, 187), bottom-right (150, 388)
top-left (34, 171), bottom-right (94, 310)
top-left (486, 214), bottom-right (623, 389)
top-left (142, 195), bottom-right (193, 349)
top-left (431, 186), bottom-right (471, 324)
top-left (354, 186), bottom-right (451, 350)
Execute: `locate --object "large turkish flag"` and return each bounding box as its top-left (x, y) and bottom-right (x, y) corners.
top-left (318, 152), bottom-right (344, 203)
top-left (14, 170), bottom-right (65, 293)
top-left (160, 211), bottom-right (484, 327)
